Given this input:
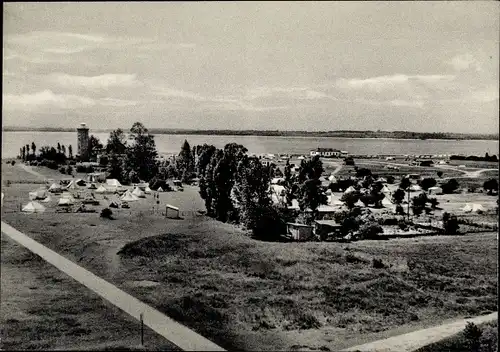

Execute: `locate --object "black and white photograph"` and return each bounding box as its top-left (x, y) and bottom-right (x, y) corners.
top-left (1, 2), bottom-right (498, 351)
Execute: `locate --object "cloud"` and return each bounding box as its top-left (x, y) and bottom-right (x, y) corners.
top-left (152, 86), bottom-right (208, 101)
top-left (3, 90), bottom-right (96, 111)
top-left (49, 73), bottom-right (141, 90)
top-left (336, 74), bottom-right (455, 92)
top-left (448, 53), bottom-right (482, 72)
top-left (3, 90), bottom-right (139, 111)
top-left (245, 86), bottom-right (334, 101)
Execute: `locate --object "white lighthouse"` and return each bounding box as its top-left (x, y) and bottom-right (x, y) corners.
top-left (77, 122), bottom-right (89, 161)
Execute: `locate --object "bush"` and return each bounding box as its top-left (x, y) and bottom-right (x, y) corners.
top-left (442, 212), bottom-right (459, 235)
top-left (66, 165), bottom-right (74, 175)
top-left (419, 177), bottom-right (437, 190)
top-left (357, 222), bottom-right (383, 240)
top-left (100, 208), bottom-right (113, 219)
top-left (11, 160), bottom-right (16, 166)
top-left (386, 175), bottom-right (395, 184)
top-left (59, 166), bottom-right (66, 174)
top-left (442, 179), bottom-right (459, 194)
top-left (372, 258), bottom-right (385, 269)
top-left (463, 322), bottom-right (482, 351)
top-left (47, 160), bottom-right (58, 170)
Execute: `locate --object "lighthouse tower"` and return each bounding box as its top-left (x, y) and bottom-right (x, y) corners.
top-left (77, 122), bottom-right (89, 161)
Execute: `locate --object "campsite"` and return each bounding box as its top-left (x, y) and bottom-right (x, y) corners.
top-left (1, 160), bottom-right (498, 351)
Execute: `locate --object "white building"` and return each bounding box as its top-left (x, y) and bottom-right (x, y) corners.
top-left (310, 148), bottom-right (344, 158)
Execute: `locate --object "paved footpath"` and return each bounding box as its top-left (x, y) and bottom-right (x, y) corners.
top-left (1, 221), bottom-right (225, 351)
top-left (342, 311), bottom-right (498, 352)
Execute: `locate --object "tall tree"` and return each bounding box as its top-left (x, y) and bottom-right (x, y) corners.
top-left (283, 159), bottom-right (294, 205)
top-left (107, 153), bottom-right (123, 181)
top-left (61, 145), bottom-right (66, 156)
top-left (31, 142), bottom-right (36, 155)
top-left (22, 146), bottom-right (26, 160)
top-left (176, 139), bottom-right (195, 182)
top-left (68, 145), bottom-right (73, 159)
top-left (106, 128), bottom-right (127, 155)
top-left (88, 135), bottom-right (103, 161)
top-left (57, 142), bottom-right (61, 154)
top-left (26, 144), bottom-right (30, 156)
top-left (296, 155), bottom-right (328, 221)
top-left (127, 122), bottom-right (158, 181)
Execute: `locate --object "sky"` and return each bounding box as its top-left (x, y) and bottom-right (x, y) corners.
top-left (3, 2), bottom-right (499, 133)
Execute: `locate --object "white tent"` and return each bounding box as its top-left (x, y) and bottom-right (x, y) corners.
top-left (41, 195), bottom-right (52, 203)
top-left (61, 192), bottom-right (75, 199)
top-left (409, 185), bottom-right (422, 192)
top-left (344, 186), bottom-right (356, 194)
top-left (121, 191), bottom-right (139, 202)
top-left (66, 180), bottom-right (80, 190)
top-left (58, 197), bottom-right (74, 206)
top-left (88, 183), bottom-right (97, 190)
top-left (132, 187), bottom-right (146, 198)
top-left (328, 175), bottom-right (337, 183)
top-left (157, 187), bottom-right (164, 192)
top-left (382, 196), bottom-right (393, 207)
top-left (463, 203), bottom-right (486, 213)
top-left (354, 199), bottom-right (365, 207)
top-left (48, 183), bottom-right (63, 193)
top-left (106, 179), bottom-right (122, 188)
top-left (22, 201), bottom-right (46, 213)
top-left (29, 189), bottom-right (47, 200)
top-left (428, 186), bottom-right (443, 195)
top-left (377, 177), bottom-right (387, 183)
top-left (144, 186), bottom-right (152, 194)
top-left (271, 177), bottom-right (284, 185)
top-left (328, 194), bottom-right (344, 206)
top-left (95, 185), bottom-right (108, 193)
top-left (381, 185), bottom-right (391, 194)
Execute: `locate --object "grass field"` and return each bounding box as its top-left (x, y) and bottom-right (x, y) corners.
top-left (2, 163), bottom-right (498, 351)
top-left (0, 235), bottom-right (179, 351)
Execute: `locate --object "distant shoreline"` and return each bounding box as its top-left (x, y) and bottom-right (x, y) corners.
top-left (3, 127), bottom-right (499, 141)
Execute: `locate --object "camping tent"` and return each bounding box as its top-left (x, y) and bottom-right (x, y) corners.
top-left (95, 185), bottom-right (108, 193)
top-left (144, 186), bottom-right (152, 194)
top-left (88, 183), bottom-right (97, 190)
top-left (48, 183), bottom-right (63, 193)
top-left (354, 199), bottom-right (365, 207)
top-left (106, 179), bottom-right (123, 188)
top-left (29, 189), bottom-right (48, 200)
top-left (132, 187), bottom-right (146, 198)
top-left (328, 194), bottom-right (344, 206)
top-left (66, 180), bottom-right (80, 190)
top-left (382, 196), bottom-right (393, 207)
top-left (271, 177), bottom-right (284, 185)
top-left (328, 175), bottom-right (337, 182)
top-left (463, 203), bottom-right (486, 213)
top-left (409, 185), bottom-right (422, 192)
top-left (22, 201), bottom-right (46, 213)
top-left (428, 186), bottom-right (443, 195)
top-left (157, 187), bottom-right (164, 192)
top-left (58, 197), bottom-right (75, 206)
top-left (381, 185), bottom-right (391, 194)
top-left (41, 195), bottom-right (52, 203)
top-left (121, 191), bottom-right (139, 202)
top-left (61, 192), bottom-right (75, 199)
top-left (344, 186), bottom-right (356, 194)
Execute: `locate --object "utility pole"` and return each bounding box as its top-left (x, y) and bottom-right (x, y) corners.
top-left (140, 312), bottom-right (144, 346)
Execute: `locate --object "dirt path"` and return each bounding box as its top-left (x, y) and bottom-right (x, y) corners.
top-left (342, 312), bottom-right (498, 352)
top-left (1, 221), bottom-right (225, 351)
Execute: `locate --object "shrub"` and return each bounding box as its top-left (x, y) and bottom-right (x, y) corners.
top-left (442, 212), bottom-right (459, 235)
top-left (419, 177), bottom-right (437, 190)
top-left (100, 208), bottom-right (113, 219)
top-left (437, 170), bottom-right (443, 178)
top-left (463, 322), bottom-right (482, 351)
top-left (357, 222), bottom-right (383, 240)
top-left (372, 258), bottom-right (385, 269)
top-left (442, 179), bottom-right (459, 194)
top-left (59, 166), bottom-right (66, 174)
top-left (11, 160), bottom-right (16, 166)
top-left (386, 175), bottom-right (395, 184)
top-left (47, 160), bottom-right (58, 170)
top-left (66, 165), bottom-right (74, 175)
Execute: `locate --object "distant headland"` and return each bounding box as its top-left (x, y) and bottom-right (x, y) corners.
top-left (3, 126), bottom-right (498, 141)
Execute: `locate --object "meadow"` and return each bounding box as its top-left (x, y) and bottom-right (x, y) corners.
top-left (1, 163), bottom-right (498, 351)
